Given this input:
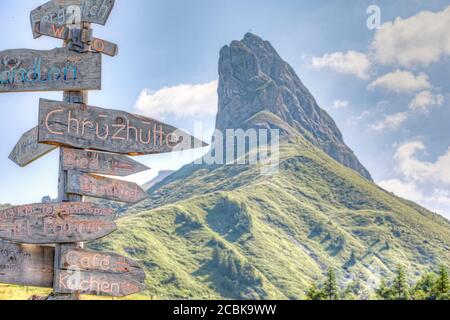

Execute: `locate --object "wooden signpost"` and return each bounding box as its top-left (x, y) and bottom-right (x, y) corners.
top-left (0, 241), bottom-right (54, 288)
top-left (30, 0), bottom-right (116, 38)
top-left (9, 127), bottom-right (57, 167)
top-left (0, 48), bottom-right (101, 93)
top-left (66, 170), bottom-right (148, 204)
top-left (58, 247), bottom-right (146, 281)
top-left (1, 0), bottom-right (209, 300)
top-left (62, 148), bottom-right (150, 177)
top-left (55, 270), bottom-right (145, 297)
top-left (35, 21), bottom-right (118, 57)
top-left (38, 99), bottom-right (207, 155)
top-left (0, 202), bottom-right (117, 244)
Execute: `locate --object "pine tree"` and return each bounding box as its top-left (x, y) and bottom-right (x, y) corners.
top-left (411, 272), bottom-right (437, 300)
top-left (391, 266), bottom-right (410, 300)
top-left (376, 279), bottom-right (392, 300)
top-left (323, 268), bottom-right (340, 300)
top-left (434, 265), bottom-right (449, 300)
top-left (305, 283), bottom-right (324, 301)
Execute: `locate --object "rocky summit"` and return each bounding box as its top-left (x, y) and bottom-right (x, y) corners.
top-left (217, 33), bottom-right (372, 180)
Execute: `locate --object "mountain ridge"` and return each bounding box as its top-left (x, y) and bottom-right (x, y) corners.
top-left (217, 33), bottom-right (372, 180)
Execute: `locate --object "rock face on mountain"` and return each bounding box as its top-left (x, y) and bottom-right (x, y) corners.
top-left (217, 33), bottom-right (372, 180)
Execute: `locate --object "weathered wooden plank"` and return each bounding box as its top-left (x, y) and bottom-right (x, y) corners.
top-left (35, 21), bottom-right (118, 57)
top-left (0, 203), bottom-right (116, 244)
top-left (66, 170), bottom-right (148, 204)
top-left (9, 127), bottom-right (57, 167)
top-left (30, 0), bottom-right (115, 38)
top-left (90, 37), bottom-right (118, 57)
top-left (55, 270), bottom-right (145, 297)
top-left (0, 241), bottom-right (54, 288)
top-left (58, 247), bottom-right (145, 281)
top-left (62, 148), bottom-right (150, 177)
top-left (38, 99), bottom-right (208, 155)
top-left (0, 48), bottom-right (101, 93)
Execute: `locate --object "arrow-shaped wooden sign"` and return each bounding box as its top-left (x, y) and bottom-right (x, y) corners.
top-left (57, 246), bottom-right (145, 281)
top-left (55, 270), bottom-right (145, 297)
top-left (0, 241), bottom-right (54, 288)
top-left (66, 170), bottom-right (147, 204)
top-left (0, 48), bottom-right (101, 93)
top-left (30, 0), bottom-right (115, 38)
top-left (0, 203), bottom-right (117, 244)
top-left (62, 148), bottom-right (150, 177)
top-left (35, 21), bottom-right (118, 57)
top-left (9, 127), bottom-right (58, 167)
top-left (38, 99), bottom-right (208, 156)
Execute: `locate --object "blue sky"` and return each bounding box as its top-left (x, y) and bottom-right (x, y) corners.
top-left (1, 0), bottom-right (450, 219)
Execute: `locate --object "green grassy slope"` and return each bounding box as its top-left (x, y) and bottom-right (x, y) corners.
top-left (92, 131), bottom-right (450, 300)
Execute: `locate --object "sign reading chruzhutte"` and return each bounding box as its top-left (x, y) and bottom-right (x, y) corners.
top-left (0, 48), bottom-right (101, 93)
top-left (38, 99), bottom-right (208, 155)
top-left (66, 170), bottom-right (148, 203)
top-left (0, 203), bottom-right (117, 244)
top-left (30, 0), bottom-right (115, 38)
top-left (62, 148), bottom-right (150, 177)
top-left (0, 241), bottom-right (54, 288)
top-left (9, 127), bottom-right (57, 167)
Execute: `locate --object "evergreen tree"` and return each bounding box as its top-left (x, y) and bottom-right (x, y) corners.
top-left (434, 265), bottom-right (449, 300)
top-left (376, 279), bottom-right (393, 300)
top-left (323, 268), bottom-right (340, 300)
top-left (391, 266), bottom-right (410, 300)
top-left (305, 283), bottom-right (324, 301)
top-left (411, 272), bottom-right (437, 300)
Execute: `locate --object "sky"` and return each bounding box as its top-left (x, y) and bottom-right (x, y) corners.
top-left (1, 0), bottom-right (450, 219)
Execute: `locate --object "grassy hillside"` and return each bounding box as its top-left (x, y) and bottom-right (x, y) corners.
top-left (1, 129), bottom-right (449, 300)
top-left (90, 132), bottom-right (450, 300)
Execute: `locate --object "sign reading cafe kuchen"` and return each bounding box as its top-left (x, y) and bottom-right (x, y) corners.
top-left (0, 48), bottom-right (101, 93)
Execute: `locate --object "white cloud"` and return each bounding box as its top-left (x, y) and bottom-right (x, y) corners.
top-left (377, 140), bottom-right (450, 218)
top-left (331, 100), bottom-right (349, 109)
top-left (378, 179), bottom-right (450, 218)
top-left (135, 80), bottom-right (218, 120)
top-left (310, 51), bottom-right (371, 79)
top-left (372, 6), bottom-right (450, 66)
top-left (368, 70), bottom-right (432, 93)
top-left (394, 140), bottom-right (450, 185)
top-left (409, 91), bottom-right (444, 113)
top-left (370, 112), bottom-right (408, 132)
top-left (378, 179), bottom-right (424, 203)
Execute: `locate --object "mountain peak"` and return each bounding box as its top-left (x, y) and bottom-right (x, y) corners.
top-left (217, 33), bottom-right (372, 180)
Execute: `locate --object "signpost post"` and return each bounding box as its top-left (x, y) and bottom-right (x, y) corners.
top-left (0, 1), bottom-right (208, 300)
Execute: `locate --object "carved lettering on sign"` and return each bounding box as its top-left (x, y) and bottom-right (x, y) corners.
top-left (0, 48), bottom-right (101, 93)
top-left (0, 203), bottom-right (116, 244)
top-left (30, 0), bottom-right (115, 38)
top-left (39, 99), bottom-right (208, 155)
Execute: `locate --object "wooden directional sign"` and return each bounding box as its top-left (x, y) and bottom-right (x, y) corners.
top-left (35, 21), bottom-right (119, 57)
top-left (62, 148), bottom-right (150, 177)
top-left (0, 241), bottom-right (54, 288)
top-left (0, 203), bottom-right (117, 244)
top-left (66, 171), bottom-right (148, 204)
top-left (58, 247), bottom-right (145, 281)
top-left (0, 48), bottom-right (101, 93)
top-left (9, 127), bottom-right (57, 167)
top-left (31, 0), bottom-right (115, 38)
top-left (55, 270), bottom-right (145, 297)
top-left (38, 99), bottom-right (208, 155)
